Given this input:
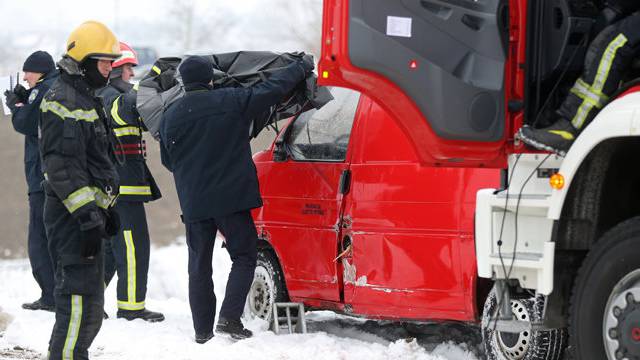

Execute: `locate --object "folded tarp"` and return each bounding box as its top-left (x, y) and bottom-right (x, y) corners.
top-left (137, 51), bottom-right (333, 140)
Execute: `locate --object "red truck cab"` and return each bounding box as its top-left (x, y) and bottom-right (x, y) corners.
top-left (248, 87), bottom-right (499, 323)
top-left (246, 0), bottom-right (631, 358)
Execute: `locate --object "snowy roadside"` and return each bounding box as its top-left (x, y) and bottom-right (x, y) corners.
top-left (0, 239), bottom-right (479, 360)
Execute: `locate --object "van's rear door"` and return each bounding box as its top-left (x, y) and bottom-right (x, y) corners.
top-left (319, 0), bottom-right (524, 167)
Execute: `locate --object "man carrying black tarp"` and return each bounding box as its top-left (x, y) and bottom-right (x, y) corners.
top-left (160, 55), bottom-right (313, 343)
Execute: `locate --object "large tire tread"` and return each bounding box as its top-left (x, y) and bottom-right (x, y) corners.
top-left (482, 287), bottom-right (567, 360)
top-left (568, 216), bottom-right (640, 359)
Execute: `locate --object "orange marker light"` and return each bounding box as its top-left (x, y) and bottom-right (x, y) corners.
top-left (550, 173), bottom-right (565, 190)
top-left (322, 71), bottom-right (330, 79)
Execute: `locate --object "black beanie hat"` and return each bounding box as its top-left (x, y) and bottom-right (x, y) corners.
top-left (179, 56), bottom-right (214, 86)
top-left (23, 51), bottom-right (55, 74)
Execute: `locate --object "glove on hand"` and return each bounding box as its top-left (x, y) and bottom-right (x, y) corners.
top-left (81, 225), bottom-right (107, 258)
top-left (104, 209), bottom-right (121, 237)
top-left (4, 90), bottom-right (20, 113)
top-left (13, 84), bottom-right (29, 103)
top-left (299, 55), bottom-right (315, 74)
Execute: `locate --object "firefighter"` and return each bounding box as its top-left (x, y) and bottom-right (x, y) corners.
top-left (3, 51), bottom-right (58, 312)
top-left (39, 21), bottom-right (121, 359)
top-left (519, 1), bottom-right (640, 155)
top-left (160, 55), bottom-right (313, 343)
top-left (97, 42), bottom-right (164, 322)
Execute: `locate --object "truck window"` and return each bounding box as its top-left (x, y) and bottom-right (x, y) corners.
top-left (286, 88), bottom-right (360, 162)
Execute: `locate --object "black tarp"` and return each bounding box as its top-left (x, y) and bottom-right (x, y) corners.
top-left (137, 51), bottom-right (333, 140)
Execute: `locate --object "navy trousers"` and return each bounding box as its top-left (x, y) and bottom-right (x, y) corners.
top-left (44, 189), bottom-right (104, 360)
top-left (28, 191), bottom-right (55, 306)
top-left (185, 210), bottom-right (258, 335)
top-left (104, 201), bottom-right (151, 311)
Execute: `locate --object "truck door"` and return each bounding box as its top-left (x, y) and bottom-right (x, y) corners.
top-left (319, 0), bottom-right (524, 167)
top-left (260, 87), bottom-right (361, 302)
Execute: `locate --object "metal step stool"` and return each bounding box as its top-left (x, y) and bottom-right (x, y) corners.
top-left (272, 302), bottom-right (307, 334)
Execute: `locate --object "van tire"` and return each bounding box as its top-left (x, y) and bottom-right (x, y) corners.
top-left (242, 249), bottom-right (289, 326)
top-left (568, 217), bottom-right (640, 360)
top-left (482, 286), bottom-right (567, 360)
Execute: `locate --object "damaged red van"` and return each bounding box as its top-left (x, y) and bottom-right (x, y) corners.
top-left (245, 86), bottom-right (500, 334)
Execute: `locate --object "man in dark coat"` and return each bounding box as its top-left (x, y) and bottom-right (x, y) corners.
top-left (160, 55), bottom-right (313, 343)
top-left (3, 51), bottom-right (58, 311)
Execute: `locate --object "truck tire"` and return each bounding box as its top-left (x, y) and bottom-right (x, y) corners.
top-left (569, 217), bottom-right (640, 360)
top-left (482, 286), bottom-right (567, 360)
top-left (242, 249), bottom-right (289, 325)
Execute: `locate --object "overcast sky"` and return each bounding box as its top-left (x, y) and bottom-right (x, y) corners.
top-left (0, 0), bottom-right (321, 74)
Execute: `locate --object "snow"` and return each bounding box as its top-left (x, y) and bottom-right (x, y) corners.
top-left (0, 239), bottom-right (479, 360)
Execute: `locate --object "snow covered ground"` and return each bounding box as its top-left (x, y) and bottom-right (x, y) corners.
top-left (0, 239), bottom-right (480, 360)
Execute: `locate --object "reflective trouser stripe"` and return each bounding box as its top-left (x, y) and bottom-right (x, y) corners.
top-left (570, 78), bottom-right (609, 109)
top-left (572, 33), bottom-right (628, 129)
top-left (62, 295), bottom-right (83, 360)
top-left (117, 300), bottom-right (145, 311)
top-left (119, 186), bottom-right (152, 196)
top-left (118, 230), bottom-right (144, 311)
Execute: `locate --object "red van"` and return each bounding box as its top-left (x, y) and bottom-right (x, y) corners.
top-left (246, 87), bottom-right (499, 328)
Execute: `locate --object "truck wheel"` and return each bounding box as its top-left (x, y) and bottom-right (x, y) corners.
top-left (482, 286), bottom-right (567, 360)
top-left (242, 249), bottom-right (289, 325)
top-left (569, 217), bottom-right (640, 360)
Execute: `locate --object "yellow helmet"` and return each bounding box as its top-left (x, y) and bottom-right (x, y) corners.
top-left (66, 21), bottom-right (121, 63)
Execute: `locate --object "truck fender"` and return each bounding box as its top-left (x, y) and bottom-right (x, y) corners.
top-left (547, 92), bottom-right (640, 220)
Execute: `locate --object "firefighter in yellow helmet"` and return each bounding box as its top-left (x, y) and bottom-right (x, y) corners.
top-left (39, 21), bottom-right (121, 359)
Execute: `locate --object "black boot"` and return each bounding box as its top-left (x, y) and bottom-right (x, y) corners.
top-left (117, 308), bottom-right (165, 322)
top-left (21, 298), bottom-right (54, 312)
top-left (215, 318), bottom-right (253, 340)
top-left (195, 332), bottom-right (214, 344)
top-left (518, 119), bottom-right (578, 156)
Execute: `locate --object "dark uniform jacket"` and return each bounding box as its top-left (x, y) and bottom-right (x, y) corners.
top-left (11, 70), bottom-right (58, 194)
top-left (39, 57), bottom-right (119, 230)
top-left (160, 62), bottom-right (307, 222)
top-left (98, 79), bottom-right (161, 203)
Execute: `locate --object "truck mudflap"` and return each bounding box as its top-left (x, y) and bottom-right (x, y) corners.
top-left (475, 154), bottom-right (564, 295)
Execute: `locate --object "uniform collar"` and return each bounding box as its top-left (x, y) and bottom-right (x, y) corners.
top-left (185, 83), bottom-right (213, 93)
top-left (108, 77), bottom-right (134, 94)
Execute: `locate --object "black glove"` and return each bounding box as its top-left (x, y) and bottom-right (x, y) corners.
top-left (104, 209), bottom-right (121, 237)
top-left (299, 55), bottom-right (315, 74)
top-left (3, 90), bottom-right (20, 113)
top-left (81, 225), bottom-right (107, 258)
top-left (13, 84), bottom-right (29, 103)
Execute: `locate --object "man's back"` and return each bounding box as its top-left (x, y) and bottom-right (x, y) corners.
top-left (163, 86), bottom-right (259, 221)
top-left (161, 60), bottom-right (308, 222)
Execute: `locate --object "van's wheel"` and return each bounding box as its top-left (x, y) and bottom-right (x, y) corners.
top-left (482, 286), bottom-right (567, 360)
top-left (569, 217), bottom-right (640, 360)
top-left (242, 249), bottom-right (289, 325)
